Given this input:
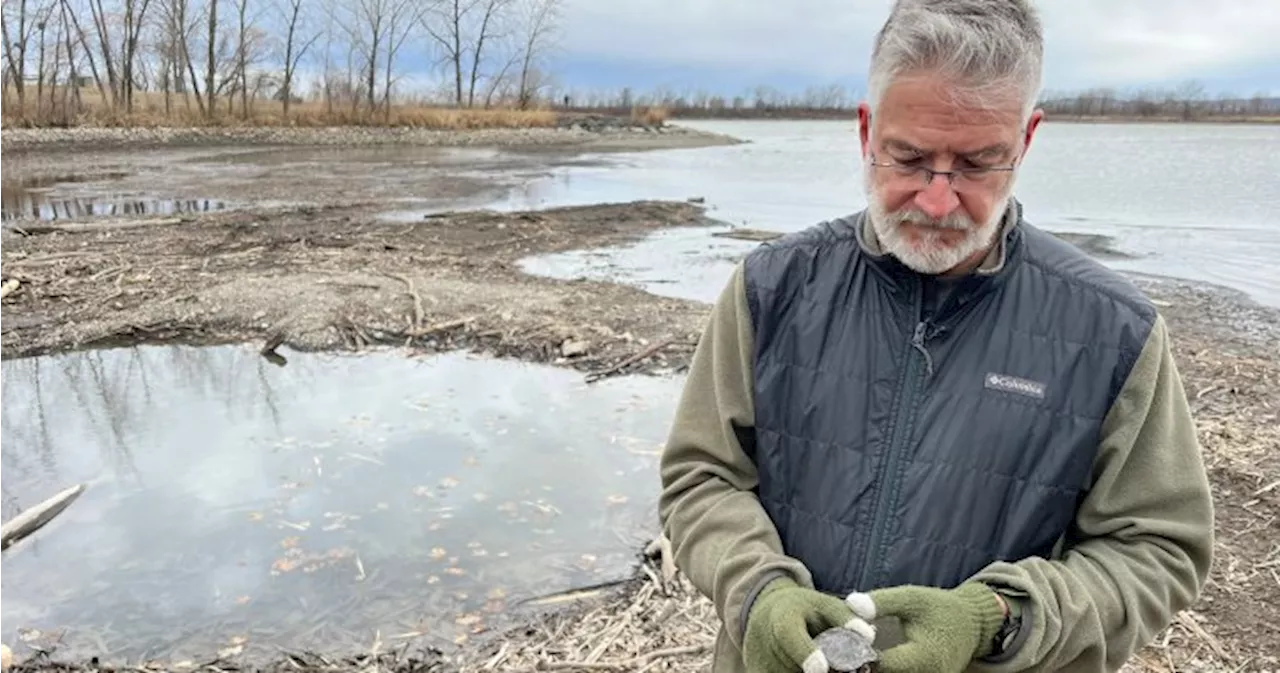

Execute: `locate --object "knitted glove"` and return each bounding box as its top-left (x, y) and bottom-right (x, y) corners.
top-left (744, 577), bottom-right (877, 673)
top-left (844, 582), bottom-right (1005, 673)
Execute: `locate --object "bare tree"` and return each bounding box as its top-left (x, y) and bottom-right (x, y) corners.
top-left (3, 0), bottom-right (56, 110)
top-left (1175, 79), bottom-right (1206, 120)
top-left (337, 0), bottom-right (417, 113)
top-left (121, 0), bottom-right (155, 112)
top-left (275, 0), bottom-right (319, 115)
top-left (378, 0), bottom-right (416, 116)
top-left (229, 0), bottom-right (270, 116)
top-left (463, 0), bottom-right (509, 107)
top-left (511, 0), bottom-right (558, 108)
top-left (204, 0), bottom-right (217, 114)
top-left (420, 0), bottom-right (472, 106)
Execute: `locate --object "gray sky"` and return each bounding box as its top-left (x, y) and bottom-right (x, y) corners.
top-left (555, 0), bottom-right (1280, 96)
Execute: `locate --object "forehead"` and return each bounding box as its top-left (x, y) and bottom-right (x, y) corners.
top-left (873, 72), bottom-right (1023, 156)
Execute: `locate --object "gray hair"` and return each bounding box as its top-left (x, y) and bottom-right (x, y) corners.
top-left (867, 0), bottom-right (1044, 123)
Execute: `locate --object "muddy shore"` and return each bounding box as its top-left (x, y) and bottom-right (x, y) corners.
top-left (0, 200), bottom-right (717, 376)
top-left (0, 120), bottom-right (742, 155)
top-left (2, 125), bottom-right (1277, 672)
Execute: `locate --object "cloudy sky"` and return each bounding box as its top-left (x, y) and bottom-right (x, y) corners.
top-left (545, 0), bottom-right (1280, 99)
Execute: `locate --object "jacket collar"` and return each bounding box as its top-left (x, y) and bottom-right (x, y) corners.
top-left (851, 199), bottom-right (1026, 316)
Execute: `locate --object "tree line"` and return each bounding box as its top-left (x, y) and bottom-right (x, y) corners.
top-left (3, 2), bottom-right (1276, 127)
top-left (1, 0), bottom-right (563, 123)
top-left (554, 81), bottom-right (1279, 121)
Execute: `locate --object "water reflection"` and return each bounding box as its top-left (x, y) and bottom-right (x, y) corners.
top-left (1, 345), bottom-right (681, 664)
top-left (1, 176), bottom-right (227, 222)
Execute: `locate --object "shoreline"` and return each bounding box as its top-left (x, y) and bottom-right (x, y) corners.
top-left (0, 122), bottom-right (743, 155)
top-left (656, 110), bottom-right (1280, 125)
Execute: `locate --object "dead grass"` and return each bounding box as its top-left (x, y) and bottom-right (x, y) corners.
top-left (458, 546), bottom-right (716, 673)
top-left (1, 88), bottom-right (560, 130)
top-left (630, 105), bottom-right (669, 127)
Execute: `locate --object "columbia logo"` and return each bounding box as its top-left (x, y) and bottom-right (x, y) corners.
top-left (985, 373), bottom-right (1046, 399)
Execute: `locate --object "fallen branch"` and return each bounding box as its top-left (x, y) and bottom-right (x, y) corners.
top-left (1, 483), bottom-right (86, 551)
top-left (1173, 611), bottom-right (1228, 660)
top-left (517, 577), bottom-right (635, 608)
top-left (385, 273), bottom-right (425, 333)
top-left (585, 336), bottom-right (680, 383)
top-left (260, 331), bottom-right (289, 366)
top-left (409, 316), bottom-right (474, 338)
top-left (538, 643), bottom-right (709, 671)
top-left (10, 217), bottom-right (184, 235)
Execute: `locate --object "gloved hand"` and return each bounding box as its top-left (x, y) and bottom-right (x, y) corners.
top-left (743, 576), bottom-right (876, 673)
top-left (844, 581), bottom-right (1006, 673)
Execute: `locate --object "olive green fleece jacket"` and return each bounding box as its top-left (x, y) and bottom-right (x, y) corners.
top-left (657, 261), bottom-right (1214, 673)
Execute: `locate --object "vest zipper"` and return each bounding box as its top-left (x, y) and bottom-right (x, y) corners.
top-left (857, 284), bottom-right (933, 590)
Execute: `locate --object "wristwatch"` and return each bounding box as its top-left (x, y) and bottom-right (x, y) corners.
top-left (989, 591), bottom-right (1024, 657)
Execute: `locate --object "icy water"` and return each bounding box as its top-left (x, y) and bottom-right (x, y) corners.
top-left (512, 120), bottom-right (1280, 308)
top-left (0, 345), bottom-right (681, 662)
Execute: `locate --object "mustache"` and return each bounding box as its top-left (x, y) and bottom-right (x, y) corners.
top-left (891, 208), bottom-right (975, 230)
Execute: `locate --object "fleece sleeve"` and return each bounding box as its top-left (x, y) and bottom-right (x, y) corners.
top-left (657, 261), bottom-right (814, 649)
top-left (970, 313), bottom-right (1215, 672)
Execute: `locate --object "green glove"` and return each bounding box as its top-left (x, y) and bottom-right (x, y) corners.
top-left (744, 576), bottom-right (877, 673)
top-left (844, 581), bottom-right (1005, 673)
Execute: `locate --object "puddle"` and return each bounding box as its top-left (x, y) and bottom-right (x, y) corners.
top-left (519, 226), bottom-right (755, 304)
top-left (1, 345), bottom-right (682, 662)
top-left (2, 175), bottom-right (228, 222)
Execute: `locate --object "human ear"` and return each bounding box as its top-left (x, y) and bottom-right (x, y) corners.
top-left (858, 102), bottom-right (873, 158)
top-left (1020, 108), bottom-right (1045, 159)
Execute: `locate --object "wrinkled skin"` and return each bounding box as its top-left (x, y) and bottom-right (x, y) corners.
top-left (857, 72), bottom-right (1044, 275)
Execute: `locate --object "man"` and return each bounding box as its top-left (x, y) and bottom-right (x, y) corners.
top-left (657, 2), bottom-right (1215, 673)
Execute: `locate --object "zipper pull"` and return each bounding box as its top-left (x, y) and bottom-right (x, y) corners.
top-left (911, 321), bottom-right (935, 376)
top-left (911, 321), bottom-right (928, 347)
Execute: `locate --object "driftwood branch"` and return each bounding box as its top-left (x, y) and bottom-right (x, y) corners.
top-left (585, 336), bottom-right (680, 383)
top-left (385, 273), bottom-right (424, 333)
top-left (10, 217), bottom-right (184, 235)
top-left (538, 643), bottom-right (709, 671)
top-left (517, 577), bottom-right (636, 608)
top-left (1, 483), bottom-right (86, 551)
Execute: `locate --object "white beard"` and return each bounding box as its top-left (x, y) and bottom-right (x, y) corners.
top-left (865, 170), bottom-right (1013, 275)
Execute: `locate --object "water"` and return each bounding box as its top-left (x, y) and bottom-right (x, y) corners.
top-left (2, 175), bottom-right (228, 222)
top-left (0, 344), bottom-right (681, 662)
top-left (507, 120), bottom-right (1280, 308)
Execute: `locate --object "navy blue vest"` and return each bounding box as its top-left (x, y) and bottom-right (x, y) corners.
top-left (741, 204), bottom-right (1157, 594)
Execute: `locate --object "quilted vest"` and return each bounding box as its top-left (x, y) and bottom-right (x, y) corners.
top-left (741, 202), bottom-right (1157, 594)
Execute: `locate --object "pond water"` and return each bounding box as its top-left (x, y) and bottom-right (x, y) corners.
top-left (508, 120), bottom-right (1280, 309)
top-left (0, 345), bottom-right (682, 663)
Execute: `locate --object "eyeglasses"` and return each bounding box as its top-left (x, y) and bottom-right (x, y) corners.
top-left (868, 151), bottom-right (1017, 192)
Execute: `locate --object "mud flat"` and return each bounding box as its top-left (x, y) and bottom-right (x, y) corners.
top-left (0, 120), bottom-right (742, 155)
top-left (1, 121), bottom-right (741, 228)
top-left (0, 200), bottom-right (722, 374)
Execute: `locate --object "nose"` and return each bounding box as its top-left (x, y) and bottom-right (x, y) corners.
top-left (912, 172), bottom-right (961, 220)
